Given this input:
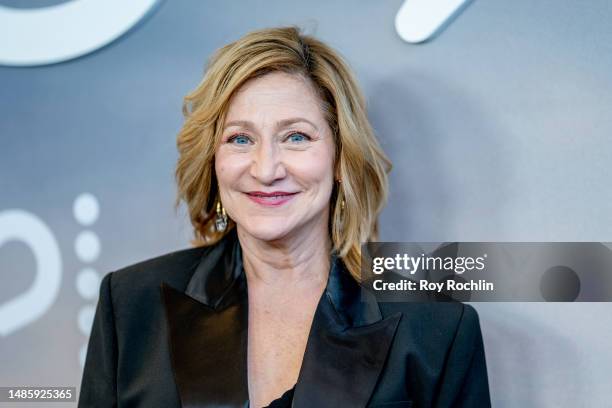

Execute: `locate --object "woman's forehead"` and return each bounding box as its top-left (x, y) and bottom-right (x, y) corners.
top-left (224, 72), bottom-right (325, 123)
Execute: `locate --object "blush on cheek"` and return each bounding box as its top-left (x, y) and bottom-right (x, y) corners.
top-left (291, 154), bottom-right (333, 180)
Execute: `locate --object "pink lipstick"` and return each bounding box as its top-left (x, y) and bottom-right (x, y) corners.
top-left (245, 191), bottom-right (298, 207)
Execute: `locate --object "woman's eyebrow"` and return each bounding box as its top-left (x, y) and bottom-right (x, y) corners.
top-left (223, 117), bottom-right (319, 131)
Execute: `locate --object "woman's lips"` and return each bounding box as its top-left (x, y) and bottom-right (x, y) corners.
top-left (245, 191), bottom-right (299, 207)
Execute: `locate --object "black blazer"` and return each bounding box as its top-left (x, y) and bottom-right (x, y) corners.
top-left (78, 228), bottom-right (491, 407)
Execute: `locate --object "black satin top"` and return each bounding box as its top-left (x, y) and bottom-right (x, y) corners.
top-left (263, 384), bottom-right (296, 407)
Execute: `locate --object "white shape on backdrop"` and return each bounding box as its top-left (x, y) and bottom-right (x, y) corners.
top-left (79, 343), bottom-right (88, 368)
top-left (72, 193), bottom-right (102, 367)
top-left (74, 230), bottom-right (101, 263)
top-left (77, 304), bottom-right (96, 336)
top-left (73, 193), bottom-right (100, 226)
top-left (75, 267), bottom-right (100, 300)
top-left (0, 209), bottom-right (62, 337)
top-left (0, 0), bottom-right (160, 66)
top-left (395, 0), bottom-right (471, 43)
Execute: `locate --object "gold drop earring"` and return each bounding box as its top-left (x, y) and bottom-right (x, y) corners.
top-left (215, 200), bottom-right (228, 232)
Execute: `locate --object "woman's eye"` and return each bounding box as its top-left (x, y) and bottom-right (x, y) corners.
top-left (286, 132), bottom-right (310, 143)
top-left (228, 134), bottom-right (251, 145)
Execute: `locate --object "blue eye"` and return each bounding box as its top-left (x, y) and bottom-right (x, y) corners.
top-left (287, 132), bottom-right (309, 143)
top-left (229, 134), bottom-right (250, 145)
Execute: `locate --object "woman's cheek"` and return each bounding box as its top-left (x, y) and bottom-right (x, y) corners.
top-left (217, 153), bottom-right (248, 178)
top-left (290, 149), bottom-right (334, 179)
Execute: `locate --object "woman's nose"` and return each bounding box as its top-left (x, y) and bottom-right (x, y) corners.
top-left (250, 142), bottom-right (286, 184)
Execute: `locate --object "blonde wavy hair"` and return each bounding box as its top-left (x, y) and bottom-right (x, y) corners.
top-left (174, 26), bottom-right (391, 282)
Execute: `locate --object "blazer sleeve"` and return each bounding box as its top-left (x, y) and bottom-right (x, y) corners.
top-left (435, 304), bottom-right (491, 408)
top-left (78, 272), bottom-right (118, 408)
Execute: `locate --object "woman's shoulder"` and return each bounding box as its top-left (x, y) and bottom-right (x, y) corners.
top-left (100, 245), bottom-right (211, 306)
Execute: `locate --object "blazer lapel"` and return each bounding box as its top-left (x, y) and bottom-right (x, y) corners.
top-left (292, 253), bottom-right (402, 408)
top-left (160, 229), bottom-right (402, 408)
top-left (161, 228), bottom-right (249, 408)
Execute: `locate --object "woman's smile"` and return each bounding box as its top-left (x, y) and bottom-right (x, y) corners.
top-left (245, 191), bottom-right (300, 207)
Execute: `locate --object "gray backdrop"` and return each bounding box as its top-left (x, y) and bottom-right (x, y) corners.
top-left (1, 0), bottom-right (611, 406)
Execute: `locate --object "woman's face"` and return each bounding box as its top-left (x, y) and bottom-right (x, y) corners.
top-left (215, 71), bottom-right (336, 243)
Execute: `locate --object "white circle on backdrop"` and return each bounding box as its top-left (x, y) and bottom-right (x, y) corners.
top-left (76, 268), bottom-right (100, 300)
top-left (0, 209), bottom-right (62, 337)
top-left (73, 193), bottom-right (99, 226)
top-left (74, 231), bottom-right (101, 263)
top-left (77, 305), bottom-right (96, 336)
top-left (0, 0), bottom-right (161, 66)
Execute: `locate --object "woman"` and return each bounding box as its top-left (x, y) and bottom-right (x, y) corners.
top-left (78, 26), bottom-right (491, 407)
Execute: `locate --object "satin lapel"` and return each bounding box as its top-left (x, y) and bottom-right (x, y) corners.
top-left (161, 283), bottom-right (249, 408)
top-left (292, 256), bottom-right (403, 408)
top-left (161, 228), bottom-right (249, 408)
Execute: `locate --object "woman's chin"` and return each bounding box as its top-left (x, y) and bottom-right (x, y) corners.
top-left (237, 221), bottom-right (294, 243)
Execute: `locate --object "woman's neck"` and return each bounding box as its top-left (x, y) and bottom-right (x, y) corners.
top-left (237, 221), bottom-right (332, 290)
